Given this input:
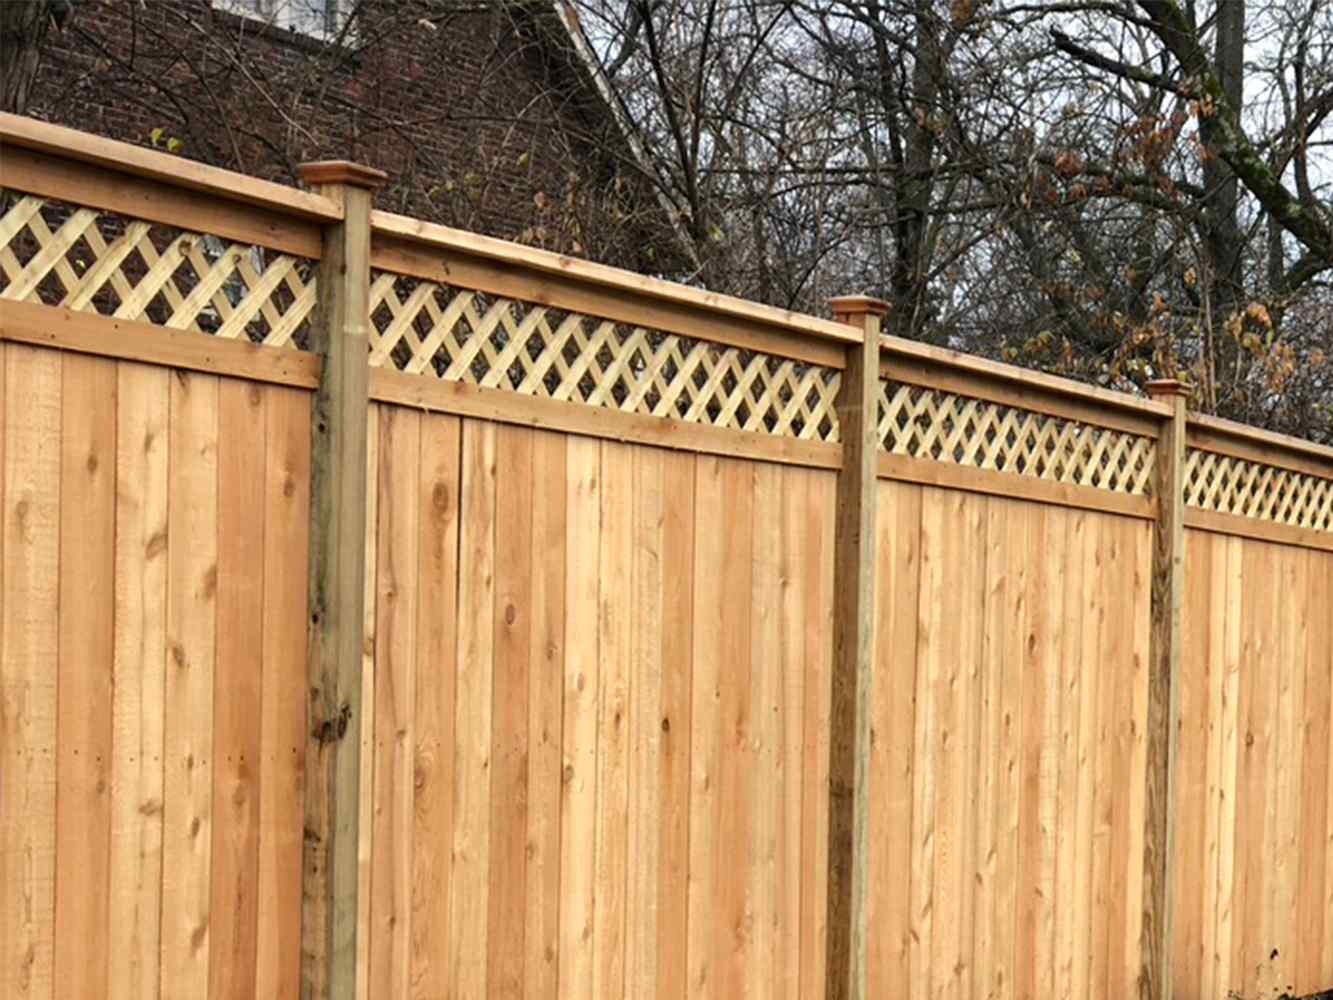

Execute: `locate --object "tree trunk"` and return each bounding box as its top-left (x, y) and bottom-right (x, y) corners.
top-left (1, 1), bottom-right (56, 114)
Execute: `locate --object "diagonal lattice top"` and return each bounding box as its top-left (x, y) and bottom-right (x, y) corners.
top-left (368, 271), bottom-right (843, 442)
top-left (878, 381), bottom-right (1157, 495)
top-left (1184, 449), bottom-right (1333, 532)
top-left (0, 193), bottom-right (316, 348)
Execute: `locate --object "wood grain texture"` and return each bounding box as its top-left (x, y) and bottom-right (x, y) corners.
top-left (526, 429), bottom-right (567, 1000)
top-left (448, 419), bottom-right (496, 999)
top-left (825, 302), bottom-right (881, 1000)
top-left (161, 369), bottom-right (220, 998)
top-left (0, 346), bottom-right (61, 1000)
top-left (410, 413), bottom-right (460, 1000)
top-left (368, 404), bottom-right (419, 1000)
top-left (557, 434), bottom-right (599, 1000)
top-left (255, 384), bottom-right (311, 999)
top-left (108, 361), bottom-right (169, 1000)
top-left (208, 379), bottom-right (267, 1000)
top-left (488, 423), bottom-right (533, 998)
top-left (52, 353), bottom-right (117, 1000)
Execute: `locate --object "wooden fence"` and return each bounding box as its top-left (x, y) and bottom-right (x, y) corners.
top-left (2, 113), bottom-right (1332, 1000)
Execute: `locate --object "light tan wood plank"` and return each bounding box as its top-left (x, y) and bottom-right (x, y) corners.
top-left (108, 361), bottom-right (169, 1000)
top-left (687, 455), bottom-right (725, 998)
top-left (713, 459), bottom-right (755, 1000)
top-left (867, 481), bottom-right (921, 997)
top-left (557, 435), bottom-right (599, 1000)
top-left (370, 213), bottom-right (857, 366)
top-left (748, 461), bottom-right (781, 997)
top-left (369, 370), bottom-right (841, 473)
top-left (801, 469), bottom-right (836, 999)
top-left (525, 429), bottom-right (567, 1000)
top-left (52, 353), bottom-right (117, 1000)
top-left (448, 419), bottom-right (496, 999)
top-left (354, 404), bottom-right (380, 1000)
top-left (626, 445), bottom-right (665, 999)
top-left (488, 424), bottom-right (534, 997)
top-left (1172, 530), bottom-right (1213, 999)
top-left (877, 451), bottom-right (1155, 522)
top-left (1016, 503), bottom-right (1053, 1000)
top-left (207, 379), bottom-right (268, 1000)
top-left (593, 441), bottom-right (633, 1000)
top-left (776, 466), bottom-right (811, 1000)
top-left (160, 369), bottom-right (220, 997)
top-left (656, 449), bottom-right (695, 1000)
top-left (255, 384), bottom-right (311, 999)
top-left (908, 488), bottom-right (945, 1000)
top-left (369, 405), bottom-right (420, 1000)
top-left (1053, 510), bottom-right (1090, 1000)
top-left (0, 345), bottom-right (61, 1000)
top-left (1123, 520), bottom-right (1153, 996)
top-left (1212, 534), bottom-right (1242, 997)
top-left (0, 112), bottom-right (339, 224)
top-left (1298, 552), bottom-right (1332, 992)
top-left (411, 412), bottom-right (461, 999)
top-left (1184, 506), bottom-right (1333, 555)
top-left (0, 300), bottom-right (321, 390)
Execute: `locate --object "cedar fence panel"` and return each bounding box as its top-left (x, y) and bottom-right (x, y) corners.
top-left (3, 112), bottom-right (1333, 1000)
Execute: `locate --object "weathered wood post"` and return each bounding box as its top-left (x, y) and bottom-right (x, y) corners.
top-left (825, 295), bottom-right (887, 1000)
top-left (1141, 378), bottom-right (1189, 1000)
top-left (296, 159), bottom-right (385, 1000)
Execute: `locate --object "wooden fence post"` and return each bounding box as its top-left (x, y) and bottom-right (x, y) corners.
top-left (825, 295), bottom-right (887, 1000)
top-left (1141, 378), bottom-right (1189, 1000)
top-left (297, 159), bottom-right (385, 1000)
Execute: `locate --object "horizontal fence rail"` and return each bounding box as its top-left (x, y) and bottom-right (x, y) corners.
top-left (2, 113), bottom-right (1332, 1000)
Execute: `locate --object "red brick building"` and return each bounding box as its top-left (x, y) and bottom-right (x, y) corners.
top-left (29, 0), bottom-right (683, 272)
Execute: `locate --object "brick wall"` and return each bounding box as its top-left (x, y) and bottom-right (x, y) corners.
top-left (28, 0), bottom-right (679, 272)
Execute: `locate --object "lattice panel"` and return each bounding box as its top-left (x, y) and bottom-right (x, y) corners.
top-left (0, 193), bottom-right (315, 347)
top-left (1184, 450), bottom-right (1333, 531)
top-left (368, 272), bottom-right (842, 441)
top-left (879, 382), bottom-right (1157, 494)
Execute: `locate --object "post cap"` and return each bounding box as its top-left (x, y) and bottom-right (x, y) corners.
top-left (1145, 378), bottom-right (1191, 399)
top-left (297, 160), bottom-right (389, 190)
top-left (829, 295), bottom-right (891, 323)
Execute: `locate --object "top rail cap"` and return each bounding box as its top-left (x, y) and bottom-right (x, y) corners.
top-left (830, 295), bottom-right (891, 322)
top-left (0, 110), bottom-right (343, 223)
top-left (1146, 378), bottom-right (1191, 400)
top-left (298, 160), bottom-right (388, 190)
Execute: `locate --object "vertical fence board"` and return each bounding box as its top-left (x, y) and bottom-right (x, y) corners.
top-left (1054, 510), bottom-right (1089, 1000)
top-left (866, 482), bottom-right (894, 997)
top-left (52, 353), bottom-right (117, 1000)
top-left (777, 466), bottom-right (810, 1000)
top-left (593, 440), bottom-right (633, 1000)
top-left (369, 405), bottom-right (419, 1000)
top-left (1295, 552), bottom-right (1327, 997)
top-left (557, 434), bottom-right (599, 1000)
top-left (255, 384), bottom-right (311, 1000)
top-left (449, 419), bottom-right (496, 998)
top-left (627, 446), bottom-right (664, 998)
top-left (355, 404), bottom-right (380, 1000)
top-left (525, 430), bottom-right (567, 1000)
top-left (657, 450), bottom-right (695, 1000)
top-left (160, 370), bottom-right (219, 999)
top-left (208, 379), bottom-right (267, 1000)
top-left (802, 470), bottom-right (835, 1000)
top-left (489, 424), bottom-right (534, 997)
top-left (1, 345), bottom-right (60, 1000)
top-left (687, 455), bottom-right (724, 999)
top-left (749, 461), bottom-right (780, 998)
top-left (1301, 553), bottom-right (1333, 992)
top-left (109, 361), bottom-right (169, 1000)
top-left (715, 459), bottom-right (755, 1000)
top-left (411, 413), bottom-right (460, 999)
